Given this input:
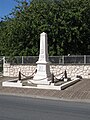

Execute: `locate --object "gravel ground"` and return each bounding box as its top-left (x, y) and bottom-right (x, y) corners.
top-left (0, 77), bottom-right (90, 102)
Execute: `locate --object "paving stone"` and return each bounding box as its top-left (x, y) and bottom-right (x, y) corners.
top-left (0, 77), bottom-right (90, 101)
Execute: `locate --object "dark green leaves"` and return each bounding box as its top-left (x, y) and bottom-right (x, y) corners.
top-left (0, 0), bottom-right (90, 56)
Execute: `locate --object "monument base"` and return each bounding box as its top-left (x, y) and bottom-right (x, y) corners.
top-left (31, 61), bottom-right (52, 85)
top-left (29, 77), bottom-right (51, 85)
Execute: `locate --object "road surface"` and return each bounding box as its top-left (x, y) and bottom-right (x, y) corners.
top-left (0, 95), bottom-right (90, 120)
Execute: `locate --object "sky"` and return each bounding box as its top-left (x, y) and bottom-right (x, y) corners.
top-left (0, 0), bottom-right (17, 21)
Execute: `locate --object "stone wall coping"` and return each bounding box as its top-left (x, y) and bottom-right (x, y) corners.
top-left (8, 63), bottom-right (90, 66)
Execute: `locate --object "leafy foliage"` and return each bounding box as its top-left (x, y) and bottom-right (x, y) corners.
top-left (0, 0), bottom-right (90, 56)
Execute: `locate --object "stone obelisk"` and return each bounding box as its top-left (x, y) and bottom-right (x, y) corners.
top-left (31, 32), bottom-right (51, 85)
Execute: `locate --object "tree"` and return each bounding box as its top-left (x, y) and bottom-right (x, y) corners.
top-left (59, 0), bottom-right (90, 55)
top-left (0, 0), bottom-right (90, 56)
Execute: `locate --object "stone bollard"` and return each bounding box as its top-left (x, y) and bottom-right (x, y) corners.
top-left (51, 73), bottom-right (54, 83)
top-left (64, 70), bottom-right (68, 82)
top-left (18, 71), bottom-right (21, 80)
top-left (64, 70), bottom-right (67, 78)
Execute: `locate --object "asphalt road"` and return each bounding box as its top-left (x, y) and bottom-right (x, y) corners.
top-left (0, 95), bottom-right (90, 120)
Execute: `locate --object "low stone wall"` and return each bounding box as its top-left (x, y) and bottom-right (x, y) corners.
top-left (3, 63), bottom-right (36, 77)
top-left (50, 64), bottom-right (90, 79)
top-left (3, 63), bottom-right (90, 79)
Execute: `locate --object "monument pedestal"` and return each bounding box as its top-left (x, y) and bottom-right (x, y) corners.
top-left (31, 62), bottom-right (51, 85)
top-left (30, 32), bottom-right (52, 85)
